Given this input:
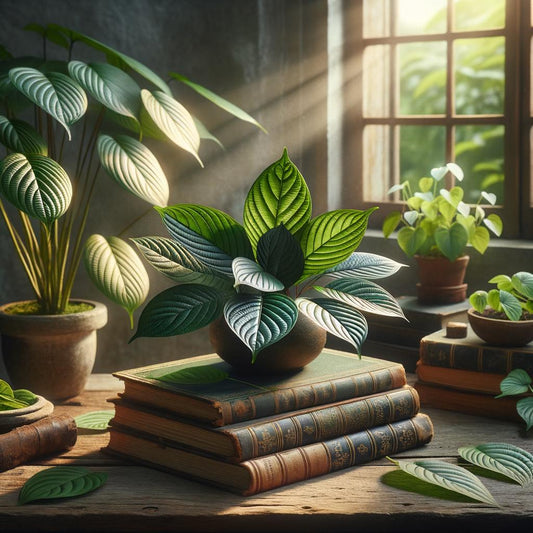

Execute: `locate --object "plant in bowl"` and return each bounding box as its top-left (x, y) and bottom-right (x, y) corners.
top-left (130, 148), bottom-right (406, 374)
top-left (468, 271), bottom-right (533, 346)
top-left (0, 23), bottom-right (264, 398)
top-left (382, 163), bottom-right (503, 304)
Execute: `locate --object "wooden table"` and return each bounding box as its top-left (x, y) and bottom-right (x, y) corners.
top-left (1, 374), bottom-right (532, 532)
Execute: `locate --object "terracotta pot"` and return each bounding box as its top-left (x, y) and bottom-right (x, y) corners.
top-left (467, 308), bottom-right (533, 347)
top-left (415, 255), bottom-right (470, 305)
top-left (0, 300), bottom-right (108, 401)
top-left (0, 395), bottom-right (54, 433)
top-left (209, 313), bottom-right (327, 375)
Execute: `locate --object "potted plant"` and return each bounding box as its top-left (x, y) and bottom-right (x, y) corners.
top-left (130, 148), bottom-right (406, 374)
top-left (0, 23), bottom-right (264, 399)
top-left (468, 271), bottom-right (533, 346)
top-left (382, 163), bottom-right (503, 305)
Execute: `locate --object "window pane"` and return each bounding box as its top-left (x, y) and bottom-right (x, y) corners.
top-left (363, 125), bottom-right (390, 201)
top-left (454, 37), bottom-right (505, 115)
top-left (363, 0), bottom-right (390, 38)
top-left (399, 125), bottom-right (446, 189)
top-left (455, 124), bottom-right (504, 204)
top-left (363, 45), bottom-right (390, 117)
top-left (454, 0), bottom-right (505, 31)
top-left (396, 0), bottom-right (446, 35)
top-left (398, 41), bottom-right (446, 115)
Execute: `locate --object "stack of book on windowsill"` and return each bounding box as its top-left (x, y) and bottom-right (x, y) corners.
top-left (104, 348), bottom-right (434, 495)
top-left (414, 327), bottom-right (533, 421)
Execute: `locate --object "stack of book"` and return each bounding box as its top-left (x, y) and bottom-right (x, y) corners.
top-left (104, 349), bottom-right (434, 495)
top-left (414, 327), bottom-right (533, 420)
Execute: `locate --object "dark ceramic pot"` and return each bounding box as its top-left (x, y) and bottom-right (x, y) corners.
top-left (209, 313), bottom-right (327, 375)
top-left (415, 255), bottom-right (470, 305)
top-left (467, 308), bottom-right (533, 347)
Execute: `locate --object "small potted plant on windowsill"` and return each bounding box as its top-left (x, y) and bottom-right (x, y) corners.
top-left (382, 162), bottom-right (503, 305)
top-left (130, 148), bottom-right (407, 375)
top-left (468, 271), bottom-right (533, 346)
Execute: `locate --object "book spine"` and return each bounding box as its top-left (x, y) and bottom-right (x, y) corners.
top-left (231, 386), bottom-right (420, 461)
top-left (419, 339), bottom-right (533, 375)
top-left (221, 365), bottom-right (407, 425)
top-left (242, 413), bottom-right (434, 496)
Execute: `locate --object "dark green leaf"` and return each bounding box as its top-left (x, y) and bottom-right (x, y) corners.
top-left (434, 222), bottom-right (468, 261)
top-left (517, 397), bottom-right (533, 431)
top-left (0, 116), bottom-right (47, 155)
top-left (13, 389), bottom-right (38, 405)
top-left (232, 257), bottom-right (284, 292)
top-left (496, 369), bottom-right (532, 398)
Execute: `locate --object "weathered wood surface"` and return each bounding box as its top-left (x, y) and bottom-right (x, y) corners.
top-left (0, 374), bottom-right (532, 532)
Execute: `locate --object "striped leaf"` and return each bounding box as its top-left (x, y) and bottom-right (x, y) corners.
top-left (0, 153), bottom-right (72, 223)
top-left (316, 279), bottom-right (406, 319)
top-left (131, 236), bottom-right (233, 290)
top-left (0, 115), bottom-right (47, 155)
top-left (68, 61), bottom-right (141, 120)
top-left (232, 257), bottom-right (284, 292)
top-left (141, 89), bottom-right (202, 166)
top-left (517, 397), bottom-right (533, 431)
top-left (297, 208), bottom-right (378, 282)
top-left (83, 235), bottom-right (149, 325)
top-left (9, 67), bottom-right (87, 139)
top-left (131, 284), bottom-right (224, 340)
top-left (496, 369), bottom-right (532, 398)
top-left (458, 443), bottom-right (533, 487)
top-left (97, 134), bottom-right (169, 206)
top-left (323, 252), bottom-right (406, 280)
top-left (74, 410), bottom-right (114, 431)
top-left (224, 293), bottom-right (298, 361)
top-left (296, 297), bottom-right (367, 354)
top-left (243, 148), bottom-right (312, 251)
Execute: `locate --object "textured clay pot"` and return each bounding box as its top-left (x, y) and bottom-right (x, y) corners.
top-left (209, 313), bottom-right (327, 375)
top-left (415, 255), bottom-right (470, 305)
top-left (0, 300), bottom-right (108, 401)
top-left (467, 308), bottom-right (533, 347)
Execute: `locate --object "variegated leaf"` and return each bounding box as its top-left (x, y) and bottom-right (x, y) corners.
top-left (0, 153), bottom-right (72, 223)
top-left (296, 297), bottom-right (367, 354)
top-left (141, 89), bottom-right (202, 166)
top-left (323, 252), bottom-right (406, 280)
top-left (0, 115), bottom-right (47, 155)
top-left (224, 293), bottom-right (298, 360)
top-left (131, 236), bottom-right (232, 290)
top-left (83, 235), bottom-right (149, 325)
top-left (9, 67), bottom-right (87, 139)
top-left (97, 134), bottom-right (169, 206)
top-left (232, 257), bottom-right (284, 292)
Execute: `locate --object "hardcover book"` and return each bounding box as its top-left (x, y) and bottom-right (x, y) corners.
top-left (109, 385), bottom-right (420, 462)
top-left (419, 328), bottom-right (533, 374)
top-left (113, 349), bottom-right (407, 426)
top-left (105, 413), bottom-right (434, 495)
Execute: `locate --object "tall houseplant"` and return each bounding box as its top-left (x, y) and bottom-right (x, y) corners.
top-left (382, 163), bottom-right (503, 304)
top-left (130, 148), bottom-right (406, 374)
top-left (0, 23), bottom-right (264, 398)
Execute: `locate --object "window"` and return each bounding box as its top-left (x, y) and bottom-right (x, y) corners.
top-left (341, 0), bottom-right (532, 238)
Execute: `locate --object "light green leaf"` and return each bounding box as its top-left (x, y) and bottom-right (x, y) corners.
top-left (232, 257), bottom-right (284, 292)
top-left (459, 443), bottom-right (533, 486)
top-left (516, 397), bottom-right (533, 431)
top-left (84, 235), bottom-right (149, 326)
top-left (323, 252), bottom-right (406, 280)
top-left (489, 274), bottom-right (513, 291)
top-left (243, 148), bottom-right (312, 251)
top-left (224, 293), bottom-right (298, 361)
top-left (141, 89), bottom-right (202, 166)
top-left (0, 379), bottom-right (14, 398)
top-left (97, 134), bottom-right (169, 206)
top-left (149, 364), bottom-right (229, 385)
top-left (418, 177), bottom-right (434, 193)
top-left (397, 226), bottom-right (426, 257)
top-left (68, 61), bottom-right (141, 120)
top-left (469, 290), bottom-right (488, 314)
top-left (18, 466), bottom-right (107, 505)
top-left (297, 208), bottom-right (377, 282)
top-left (131, 236), bottom-right (233, 290)
top-left (296, 297), bottom-right (367, 354)
top-left (9, 67), bottom-right (87, 140)
top-left (0, 116), bottom-right (47, 155)
top-left (170, 72), bottom-right (267, 133)
top-left (390, 459), bottom-right (498, 506)
top-left (496, 369), bottom-right (532, 398)
top-left (470, 225), bottom-right (491, 254)
top-left (430, 166), bottom-right (448, 180)
top-left (440, 186), bottom-right (463, 207)
top-left (13, 389), bottom-right (37, 405)
top-left (131, 284), bottom-right (224, 341)
top-left (512, 271), bottom-right (533, 299)
top-left (382, 211), bottom-right (402, 237)
top-left (434, 223), bottom-right (468, 261)
top-left (498, 290), bottom-right (523, 321)
top-left (0, 153), bottom-right (72, 224)
top-left (193, 116), bottom-right (224, 148)
top-left (487, 288), bottom-right (501, 311)
top-left (75, 410), bottom-right (114, 431)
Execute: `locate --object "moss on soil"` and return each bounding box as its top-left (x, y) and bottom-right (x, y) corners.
top-left (4, 301), bottom-right (94, 316)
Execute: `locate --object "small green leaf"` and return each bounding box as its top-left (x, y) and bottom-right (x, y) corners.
top-left (418, 177), bottom-right (434, 193)
top-left (470, 225), bottom-right (491, 255)
top-left (397, 226), bottom-right (426, 257)
top-left (489, 274), bottom-right (513, 291)
top-left (512, 271), bottom-right (533, 299)
top-left (0, 379), bottom-right (14, 398)
top-left (382, 211), bottom-right (402, 237)
top-left (496, 369), bottom-right (532, 398)
top-left (516, 397), bottom-right (533, 431)
top-left (149, 364), bottom-right (229, 385)
top-left (13, 389), bottom-right (37, 406)
top-left (75, 410), bottom-right (114, 431)
top-left (390, 458), bottom-right (498, 506)
top-left (498, 290), bottom-right (523, 321)
top-left (469, 291), bottom-right (488, 314)
top-left (483, 214), bottom-right (503, 236)
top-left (434, 223), bottom-right (468, 261)
top-left (18, 466), bottom-right (107, 505)
top-left (431, 166), bottom-right (448, 180)
top-left (458, 443), bottom-right (533, 486)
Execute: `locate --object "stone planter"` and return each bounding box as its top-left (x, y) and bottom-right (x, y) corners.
top-left (0, 395), bottom-right (54, 433)
top-left (467, 308), bottom-right (533, 347)
top-left (0, 300), bottom-right (108, 401)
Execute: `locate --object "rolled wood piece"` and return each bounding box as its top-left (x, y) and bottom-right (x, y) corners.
top-left (0, 414), bottom-right (77, 472)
